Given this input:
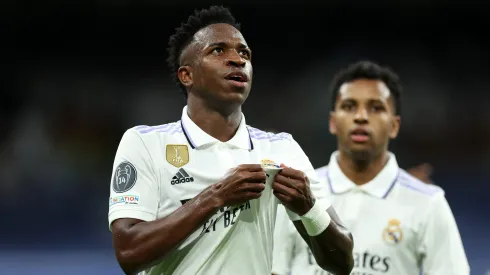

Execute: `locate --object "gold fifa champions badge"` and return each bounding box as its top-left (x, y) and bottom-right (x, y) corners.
top-left (166, 144), bottom-right (189, 167)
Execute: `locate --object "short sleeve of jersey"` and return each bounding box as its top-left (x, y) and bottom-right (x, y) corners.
top-left (108, 129), bottom-right (159, 230)
top-left (285, 137), bottom-right (330, 221)
top-left (272, 205), bottom-right (295, 275)
top-left (418, 192), bottom-right (470, 275)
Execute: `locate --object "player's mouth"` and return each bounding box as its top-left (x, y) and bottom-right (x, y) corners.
top-left (349, 128), bottom-right (371, 143)
top-left (225, 71), bottom-right (249, 88)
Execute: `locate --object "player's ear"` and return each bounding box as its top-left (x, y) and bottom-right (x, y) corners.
top-left (177, 65), bottom-right (193, 88)
top-left (389, 115), bottom-right (401, 139)
top-left (329, 111), bottom-right (337, 135)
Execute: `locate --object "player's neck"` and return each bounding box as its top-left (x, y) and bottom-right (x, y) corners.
top-left (186, 97), bottom-right (243, 143)
top-left (337, 151), bottom-right (389, 186)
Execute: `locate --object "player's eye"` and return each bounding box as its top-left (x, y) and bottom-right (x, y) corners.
top-left (239, 49), bottom-right (251, 59)
top-left (212, 47), bottom-right (224, 54)
top-left (341, 103), bottom-right (354, 111)
top-left (372, 105), bottom-right (385, 112)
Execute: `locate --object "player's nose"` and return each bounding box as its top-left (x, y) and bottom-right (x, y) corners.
top-left (225, 52), bottom-right (246, 67)
top-left (353, 108), bottom-right (368, 123)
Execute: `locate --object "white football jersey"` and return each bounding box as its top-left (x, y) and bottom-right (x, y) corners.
top-left (272, 151), bottom-right (470, 275)
top-left (108, 106), bottom-right (329, 275)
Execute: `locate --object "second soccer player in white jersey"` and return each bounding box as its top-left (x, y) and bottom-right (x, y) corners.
top-left (272, 61), bottom-right (469, 275)
top-left (107, 6), bottom-right (354, 275)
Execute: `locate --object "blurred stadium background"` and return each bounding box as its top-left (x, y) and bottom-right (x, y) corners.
top-left (2, 1), bottom-right (489, 274)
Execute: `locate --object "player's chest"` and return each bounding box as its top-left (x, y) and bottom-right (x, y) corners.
top-left (332, 192), bottom-right (421, 252)
top-left (156, 143), bottom-right (284, 200)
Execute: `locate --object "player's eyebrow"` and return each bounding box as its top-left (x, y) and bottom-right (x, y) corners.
top-left (369, 98), bottom-right (388, 104)
top-left (207, 42), bottom-right (249, 49)
top-left (339, 98), bottom-right (356, 103)
top-left (341, 98), bottom-right (386, 103)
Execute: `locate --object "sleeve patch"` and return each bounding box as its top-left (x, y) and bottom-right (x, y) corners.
top-left (109, 193), bottom-right (141, 207)
top-left (112, 161), bottom-right (138, 193)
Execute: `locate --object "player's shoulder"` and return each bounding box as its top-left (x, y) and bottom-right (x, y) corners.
top-left (396, 169), bottom-right (444, 198)
top-left (129, 121), bottom-right (183, 136)
top-left (246, 125), bottom-right (293, 144)
top-left (118, 121), bottom-right (184, 147)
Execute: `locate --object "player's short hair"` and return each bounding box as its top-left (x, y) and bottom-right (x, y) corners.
top-left (166, 5), bottom-right (241, 98)
top-left (329, 61), bottom-right (402, 115)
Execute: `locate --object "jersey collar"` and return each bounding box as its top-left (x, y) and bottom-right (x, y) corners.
top-left (180, 106), bottom-right (253, 150)
top-left (327, 151), bottom-right (399, 199)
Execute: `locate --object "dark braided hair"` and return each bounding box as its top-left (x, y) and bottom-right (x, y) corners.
top-left (166, 6), bottom-right (241, 98)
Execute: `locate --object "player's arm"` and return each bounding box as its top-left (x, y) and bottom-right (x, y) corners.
top-left (272, 139), bottom-right (354, 275)
top-left (290, 201), bottom-right (353, 275)
top-left (109, 129), bottom-right (266, 275)
top-left (271, 205), bottom-right (295, 275)
top-left (112, 198), bottom-right (221, 274)
top-left (417, 191), bottom-right (470, 275)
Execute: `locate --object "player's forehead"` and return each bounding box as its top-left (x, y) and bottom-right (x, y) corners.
top-left (338, 79), bottom-right (391, 102)
top-left (193, 23), bottom-right (247, 48)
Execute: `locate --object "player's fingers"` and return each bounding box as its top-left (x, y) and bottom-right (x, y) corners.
top-left (247, 171), bottom-right (267, 182)
top-left (240, 182), bottom-right (266, 193)
top-left (272, 181), bottom-right (297, 197)
top-left (274, 174), bottom-right (301, 190)
top-left (233, 171), bottom-right (265, 184)
top-left (273, 191), bottom-right (291, 203)
top-left (238, 164), bottom-right (264, 172)
top-left (278, 167), bottom-right (305, 179)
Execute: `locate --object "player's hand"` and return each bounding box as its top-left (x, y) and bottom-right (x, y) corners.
top-left (407, 163), bottom-right (433, 184)
top-left (211, 164), bottom-right (267, 207)
top-left (272, 164), bottom-right (314, 216)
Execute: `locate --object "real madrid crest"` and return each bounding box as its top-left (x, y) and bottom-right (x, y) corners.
top-left (260, 159), bottom-right (280, 169)
top-left (166, 144), bottom-right (189, 167)
top-left (382, 218), bottom-right (403, 245)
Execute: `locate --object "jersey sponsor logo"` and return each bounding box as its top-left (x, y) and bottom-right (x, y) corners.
top-left (200, 201), bottom-right (252, 234)
top-left (307, 249), bottom-right (392, 274)
top-left (112, 161), bottom-right (137, 193)
top-left (166, 144), bottom-right (189, 167)
top-left (352, 251), bottom-right (391, 273)
top-left (171, 168), bottom-right (194, 185)
top-left (109, 194), bottom-right (140, 207)
top-left (382, 218), bottom-right (403, 245)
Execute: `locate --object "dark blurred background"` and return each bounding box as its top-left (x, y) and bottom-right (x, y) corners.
top-left (2, 1), bottom-right (489, 274)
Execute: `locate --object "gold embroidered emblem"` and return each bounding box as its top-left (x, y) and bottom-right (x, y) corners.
top-left (166, 144), bottom-right (189, 167)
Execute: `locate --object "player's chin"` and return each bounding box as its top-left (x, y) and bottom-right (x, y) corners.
top-left (346, 139), bottom-right (372, 149)
top-left (346, 145), bottom-right (376, 159)
top-left (219, 87), bottom-right (250, 103)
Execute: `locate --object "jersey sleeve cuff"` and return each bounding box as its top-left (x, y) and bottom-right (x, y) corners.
top-left (108, 208), bottom-right (157, 231)
top-left (286, 208), bottom-right (301, 221)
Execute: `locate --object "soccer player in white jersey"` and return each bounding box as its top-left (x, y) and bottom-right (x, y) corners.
top-left (107, 6), bottom-right (354, 275)
top-left (272, 61), bottom-right (469, 275)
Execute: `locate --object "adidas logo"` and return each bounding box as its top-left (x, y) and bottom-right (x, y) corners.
top-left (171, 168), bottom-right (194, 185)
